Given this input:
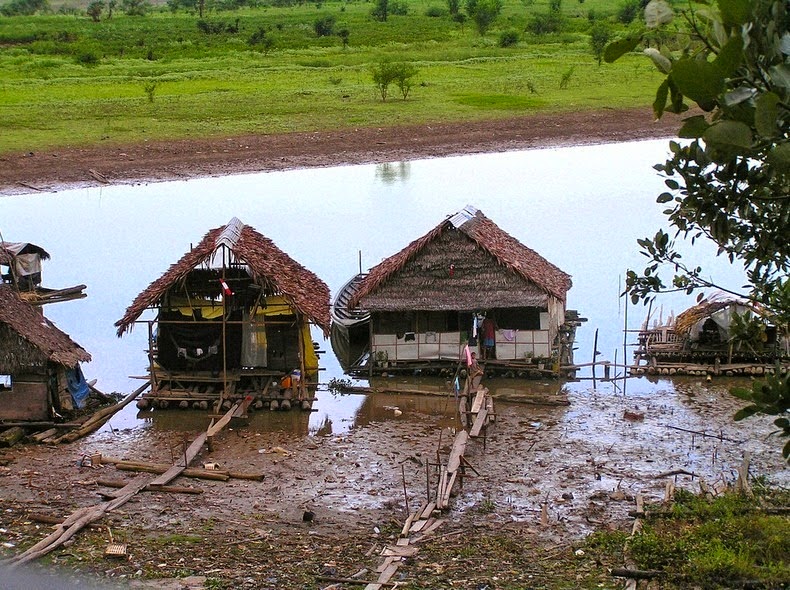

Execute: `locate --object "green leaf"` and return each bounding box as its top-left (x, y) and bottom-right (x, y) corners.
top-left (604, 35), bottom-right (642, 63)
top-left (734, 405), bottom-right (759, 421)
top-left (678, 115), bottom-right (709, 138)
top-left (775, 417), bottom-right (790, 429)
top-left (713, 35), bottom-right (743, 77)
top-left (755, 92), bottom-right (780, 137)
top-left (717, 0), bottom-right (753, 27)
top-left (657, 192), bottom-right (674, 203)
top-left (704, 120), bottom-right (753, 151)
top-left (767, 142), bottom-right (790, 168)
top-left (670, 58), bottom-right (724, 110)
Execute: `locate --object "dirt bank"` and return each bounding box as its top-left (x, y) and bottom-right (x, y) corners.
top-left (0, 108), bottom-right (680, 196)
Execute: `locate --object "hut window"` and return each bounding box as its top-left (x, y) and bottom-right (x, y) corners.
top-left (496, 308), bottom-right (541, 330)
top-left (374, 312), bottom-right (413, 335)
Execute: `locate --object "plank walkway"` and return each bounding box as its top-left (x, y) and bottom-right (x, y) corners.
top-left (358, 377), bottom-right (495, 589)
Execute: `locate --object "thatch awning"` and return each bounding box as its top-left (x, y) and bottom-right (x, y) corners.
top-left (350, 206), bottom-right (572, 311)
top-left (0, 284), bottom-right (91, 370)
top-left (0, 242), bottom-right (50, 266)
top-left (114, 218), bottom-right (331, 336)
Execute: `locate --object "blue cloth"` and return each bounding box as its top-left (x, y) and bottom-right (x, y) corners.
top-left (66, 365), bottom-right (90, 409)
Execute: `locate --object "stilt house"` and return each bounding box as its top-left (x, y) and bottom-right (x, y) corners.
top-left (347, 206), bottom-right (575, 374)
top-left (0, 284), bottom-right (91, 421)
top-left (632, 297), bottom-right (788, 377)
top-left (114, 218), bottom-right (330, 411)
top-left (1, 241), bottom-right (87, 305)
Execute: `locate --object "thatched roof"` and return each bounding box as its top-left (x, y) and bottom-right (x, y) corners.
top-left (674, 298), bottom-right (759, 335)
top-left (0, 242), bottom-right (50, 266)
top-left (0, 284), bottom-right (91, 369)
top-left (350, 206), bottom-right (572, 311)
top-left (115, 218), bottom-right (331, 336)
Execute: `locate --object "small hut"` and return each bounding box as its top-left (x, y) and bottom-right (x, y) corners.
top-left (115, 218), bottom-right (330, 411)
top-left (0, 284), bottom-right (91, 421)
top-left (631, 297), bottom-right (787, 377)
top-left (344, 206), bottom-right (578, 376)
top-left (1, 241), bottom-right (87, 305)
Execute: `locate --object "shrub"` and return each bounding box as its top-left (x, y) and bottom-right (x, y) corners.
top-left (389, 0), bottom-right (407, 15)
top-left (0, 0), bottom-right (49, 15)
top-left (589, 20), bottom-right (610, 65)
top-left (527, 11), bottom-right (564, 35)
top-left (498, 29), bottom-right (519, 47)
top-left (447, 0), bottom-right (460, 15)
top-left (371, 60), bottom-right (418, 101)
top-left (76, 51), bottom-right (99, 66)
top-left (465, 0), bottom-right (503, 35)
top-left (86, 0), bottom-right (103, 21)
top-left (371, 0), bottom-right (388, 21)
top-left (313, 14), bottom-right (336, 36)
top-left (425, 4), bottom-right (446, 16)
top-left (617, 0), bottom-right (640, 24)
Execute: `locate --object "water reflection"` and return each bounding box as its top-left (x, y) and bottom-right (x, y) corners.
top-left (374, 161), bottom-right (411, 184)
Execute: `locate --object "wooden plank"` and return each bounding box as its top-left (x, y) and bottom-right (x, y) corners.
top-left (435, 469), bottom-right (448, 509)
top-left (381, 545), bottom-right (418, 557)
top-left (409, 518), bottom-right (429, 533)
top-left (469, 408), bottom-right (489, 437)
top-left (440, 471), bottom-right (458, 507)
top-left (420, 501), bottom-right (436, 519)
top-left (399, 510), bottom-right (418, 537)
top-left (446, 431), bottom-right (469, 473)
top-left (470, 388), bottom-right (486, 414)
top-left (206, 401), bottom-right (242, 437)
top-left (375, 556), bottom-right (396, 573)
top-left (396, 538), bottom-right (410, 547)
top-left (376, 562), bottom-right (400, 584)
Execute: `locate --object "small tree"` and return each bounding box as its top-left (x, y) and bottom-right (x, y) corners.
top-left (393, 61), bottom-right (418, 99)
top-left (87, 0), bottom-right (104, 21)
top-left (371, 59), bottom-right (397, 101)
top-left (314, 14), bottom-right (335, 36)
top-left (465, 0), bottom-right (503, 35)
top-left (447, 0), bottom-right (460, 16)
top-left (589, 20), bottom-right (610, 65)
top-left (107, 0), bottom-right (116, 17)
top-left (338, 28), bottom-right (350, 49)
top-left (142, 80), bottom-right (158, 102)
top-left (371, 0), bottom-right (388, 21)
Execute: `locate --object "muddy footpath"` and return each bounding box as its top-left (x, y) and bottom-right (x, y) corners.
top-left (0, 376), bottom-right (787, 589)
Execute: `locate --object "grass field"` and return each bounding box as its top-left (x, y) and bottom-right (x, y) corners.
top-left (0, 0), bottom-right (662, 154)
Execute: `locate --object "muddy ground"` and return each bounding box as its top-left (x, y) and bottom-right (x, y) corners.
top-left (0, 108), bottom-right (682, 196)
top-left (0, 377), bottom-right (787, 589)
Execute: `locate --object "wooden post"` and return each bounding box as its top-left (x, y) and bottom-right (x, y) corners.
top-left (297, 313), bottom-right (307, 401)
top-left (592, 328), bottom-right (599, 385)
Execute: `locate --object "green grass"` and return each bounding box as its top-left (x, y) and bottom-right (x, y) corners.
top-left (583, 485), bottom-right (790, 589)
top-left (0, 0), bottom-right (660, 154)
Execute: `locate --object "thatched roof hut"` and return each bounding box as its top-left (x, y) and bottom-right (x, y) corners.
top-left (115, 218), bottom-right (330, 336)
top-left (350, 206), bottom-right (572, 311)
top-left (0, 242), bottom-right (50, 267)
top-left (0, 284), bottom-right (90, 374)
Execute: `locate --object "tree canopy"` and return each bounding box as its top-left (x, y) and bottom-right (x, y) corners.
top-left (606, 0), bottom-right (789, 462)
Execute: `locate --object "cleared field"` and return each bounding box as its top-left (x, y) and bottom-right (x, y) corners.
top-left (0, 0), bottom-right (660, 153)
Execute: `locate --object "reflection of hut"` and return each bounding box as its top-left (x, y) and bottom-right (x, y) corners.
top-left (344, 206), bottom-right (580, 376)
top-left (632, 298), bottom-right (787, 377)
top-left (115, 218), bottom-right (330, 411)
top-left (0, 284), bottom-right (91, 421)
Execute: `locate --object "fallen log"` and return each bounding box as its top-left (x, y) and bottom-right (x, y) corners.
top-left (0, 427), bottom-right (25, 447)
top-left (51, 381), bottom-right (150, 444)
top-left (114, 461), bottom-right (230, 481)
top-left (95, 478), bottom-right (204, 495)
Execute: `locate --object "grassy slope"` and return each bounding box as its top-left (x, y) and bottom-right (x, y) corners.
top-left (0, 0), bottom-right (661, 154)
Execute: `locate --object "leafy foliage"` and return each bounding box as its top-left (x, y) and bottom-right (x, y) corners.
top-left (371, 59), bottom-right (418, 101)
top-left (0, 0), bottom-right (48, 15)
top-left (465, 0), bottom-right (504, 35)
top-left (588, 20), bottom-right (609, 65)
top-left (313, 14), bottom-right (336, 37)
top-left (607, 0), bottom-right (789, 461)
top-left (732, 374), bottom-right (790, 463)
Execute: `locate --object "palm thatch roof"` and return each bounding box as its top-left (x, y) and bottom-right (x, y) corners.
top-left (674, 298), bottom-right (759, 335)
top-left (0, 242), bottom-right (50, 266)
top-left (349, 206), bottom-right (572, 311)
top-left (0, 284), bottom-right (91, 371)
top-left (115, 218), bottom-right (331, 336)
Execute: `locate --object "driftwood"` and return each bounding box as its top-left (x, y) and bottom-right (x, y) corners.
top-left (1, 401), bottom-right (242, 567)
top-left (611, 568), bottom-right (664, 580)
top-left (51, 381), bottom-right (150, 444)
top-left (95, 478), bottom-right (204, 495)
top-left (0, 427), bottom-right (25, 447)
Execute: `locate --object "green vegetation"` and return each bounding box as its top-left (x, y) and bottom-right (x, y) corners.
top-left (0, 0), bottom-right (662, 154)
top-left (585, 486), bottom-right (790, 588)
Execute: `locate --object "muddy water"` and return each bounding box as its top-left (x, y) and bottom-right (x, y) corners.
top-left (0, 138), bottom-right (774, 469)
